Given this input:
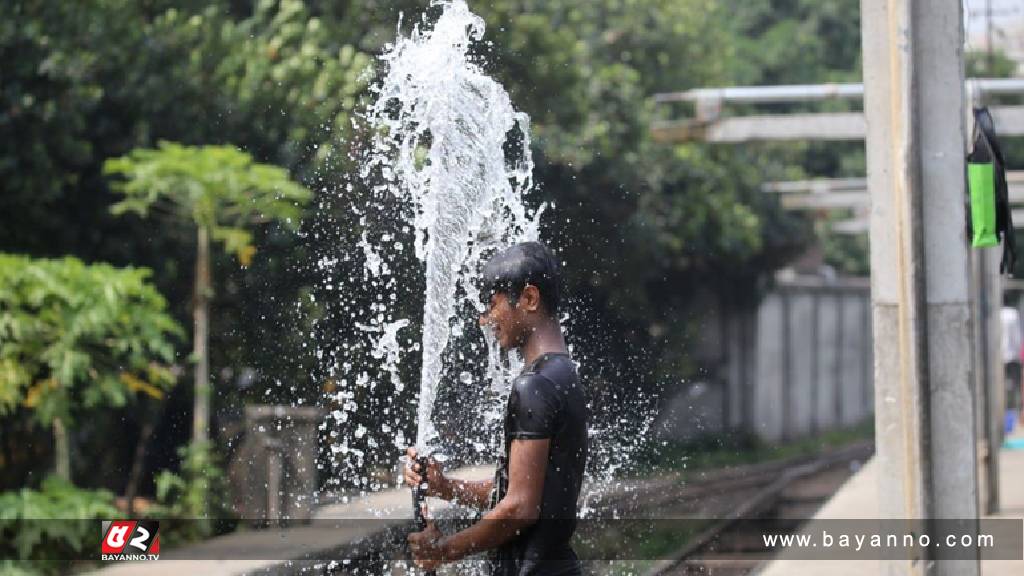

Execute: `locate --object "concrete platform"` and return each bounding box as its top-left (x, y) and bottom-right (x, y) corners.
top-left (83, 466), bottom-right (492, 576)
top-left (758, 435), bottom-right (1024, 575)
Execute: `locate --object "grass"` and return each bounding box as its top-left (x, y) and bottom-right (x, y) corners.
top-left (627, 419), bottom-right (874, 478)
top-left (580, 519), bottom-right (710, 555)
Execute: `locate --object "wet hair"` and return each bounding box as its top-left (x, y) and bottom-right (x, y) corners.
top-left (479, 241), bottom-right (561, 315)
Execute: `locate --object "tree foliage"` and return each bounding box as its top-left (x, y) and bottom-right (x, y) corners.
top-left (0, 0), bottom-right (367, 255)
top-left (150, 441), bottom-right (231, 544)
top-left (105, 141), bottom-right (311, 447)
top-left (0, 0), bottom-right (867, 484)
top-left (0, 254), bottom-right (181, 427)
top-left (1, 0), bottom-right (368, 490)
top-left (105, 142), bottom-right (312, 264)
top-left (0, 475), bottom-right (117, 575)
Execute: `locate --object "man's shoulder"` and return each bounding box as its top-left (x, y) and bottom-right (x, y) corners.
top-left (511, 371), bottom-right (558, 398)
top-left (524, 353), bottom-right (577, 384)
top-left (510, 355), bottom-right (581, 408)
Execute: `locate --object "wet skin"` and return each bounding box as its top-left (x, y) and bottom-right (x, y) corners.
top-left (479, 291), bottom-right (530, 351)
top-left (479, 284), bottom-right (568, 364)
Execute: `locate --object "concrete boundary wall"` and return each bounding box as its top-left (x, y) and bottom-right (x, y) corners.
top-left (654, 278), bottom-right (873, 444)
top-left (741, 279), bottom-right (873, 442)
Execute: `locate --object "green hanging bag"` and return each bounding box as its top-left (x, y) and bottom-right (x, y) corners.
top-left (967, 107), bottom-right (1016, 272)
top-left (968, 161), bottom-right (998, 247)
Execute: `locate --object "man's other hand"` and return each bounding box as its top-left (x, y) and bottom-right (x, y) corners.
top-left (408, 521), bottom-right (447, 570)
top-left (403, 447), bottom-right (447, 498)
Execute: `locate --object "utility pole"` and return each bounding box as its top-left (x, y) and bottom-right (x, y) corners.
top-left (862, 1), bottom-right (980, 576)
top-left (987, 0), bottom-right (994, 73)
top-left (966, 82), bottom-right (1004, 517)
top-left (973, 248), bottom-right (1003, 515)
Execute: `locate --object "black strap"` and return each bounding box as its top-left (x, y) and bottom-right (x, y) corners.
top-left (975, 108), bottom-right (1006, 166)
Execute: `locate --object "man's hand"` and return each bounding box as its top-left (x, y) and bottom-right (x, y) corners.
top-left (408, 521), bottom-right (447, 570)
top-left (403, 447), bottom-right (447, 498)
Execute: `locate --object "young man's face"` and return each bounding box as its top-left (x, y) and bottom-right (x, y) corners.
top-left (479, 291), bottom-right (530, 351)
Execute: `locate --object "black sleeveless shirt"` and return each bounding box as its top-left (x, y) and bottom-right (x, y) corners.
top-left (491, 353), bottom-right (588, 576)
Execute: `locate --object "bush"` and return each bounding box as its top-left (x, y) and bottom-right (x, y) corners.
top-left (149, 441), bottom-right (235, 545)
top-left (0, 475), bottom-right (117, 575)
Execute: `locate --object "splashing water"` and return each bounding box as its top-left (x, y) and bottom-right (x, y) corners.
top-left (360, 0), bottom-right (540, 450)
top-left (318, 0), bottom-right (659, 518)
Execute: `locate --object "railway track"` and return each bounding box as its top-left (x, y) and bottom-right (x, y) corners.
top-left (643, 441), bottom-right (873, 576)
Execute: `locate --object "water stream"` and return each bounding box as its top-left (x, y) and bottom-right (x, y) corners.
top-left (359, 0), bottom-right (540, 452)
top-left (319, 0), bottom-right (655, 518)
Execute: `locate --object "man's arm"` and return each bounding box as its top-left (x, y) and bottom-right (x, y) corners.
top-left (422, 438), bottom-right (549, 563)
top-left (403, 447), bottom-right (494, 508)
top-left (438, 477), bottom-right (494, 509)
top-left (409, 371), bottom-right (560, 569)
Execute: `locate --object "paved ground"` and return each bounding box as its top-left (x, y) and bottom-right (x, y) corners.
top-left (759, 431), bottom-right (1024, 575)
top-left (83, 466), bottom-right (493, 576)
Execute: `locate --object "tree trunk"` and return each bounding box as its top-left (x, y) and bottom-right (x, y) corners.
top-left (53, 417), bottom-right (70, 481)
top-left (125, 399), bottom-right (160, 516)
top-left (193, 225), bottom-right (211, 444)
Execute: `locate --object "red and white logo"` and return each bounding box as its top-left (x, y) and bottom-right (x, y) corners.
top-left (101, 520), bottom-right (160, 560)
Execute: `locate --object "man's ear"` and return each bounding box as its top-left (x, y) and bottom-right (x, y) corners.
top-left (519, 284), bottom-right (541, 312)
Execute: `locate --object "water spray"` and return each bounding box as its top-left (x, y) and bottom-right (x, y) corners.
top-left (330, 0), bottom-right (659, 553)
top-left (362, 0), bottom-right (539, 543)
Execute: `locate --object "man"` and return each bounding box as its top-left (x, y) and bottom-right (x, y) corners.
top-left (404, 241), bottom-right (588, 575)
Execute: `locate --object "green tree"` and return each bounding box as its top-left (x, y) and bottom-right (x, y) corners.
top-left (0, 254), bottom-right (181, 480)
top-left (0, 0), bottom-right (368, 252)
top-left (0, 0), bottom-right (368, 427)
top-left (1, 0), bottom-right (368, 486)
top-left (104, 142), bottom-right (312, 443)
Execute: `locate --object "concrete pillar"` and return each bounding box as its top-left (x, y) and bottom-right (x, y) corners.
top-left (861, 0), bottom-right (980, 574)
top-left (266, 437), bottom-right (283, 522)
top-left (965, 84), bottom-right (1004, 516)
top-left (974, 247), bottom-right (1003, 514)
top-left (228, 405), bottom-right (324, 523)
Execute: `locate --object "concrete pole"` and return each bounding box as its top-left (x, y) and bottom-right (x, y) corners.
top-left (862, 0), bottom-right (980, 574)
top-left (965, 83), bottom-right (1005, 517)
top-left (975, 248), bottom-right (1003, 515)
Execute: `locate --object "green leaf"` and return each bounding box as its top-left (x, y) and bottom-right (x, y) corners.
top-left (105, 142), bottom-right (312, 264)
top-left (0, 254), bottom-right (182, 427)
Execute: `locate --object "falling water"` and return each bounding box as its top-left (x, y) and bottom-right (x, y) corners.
top-left (360, 0), bottom-right (540, 451)
top-left (319, 0), bottom-right (658, 520)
